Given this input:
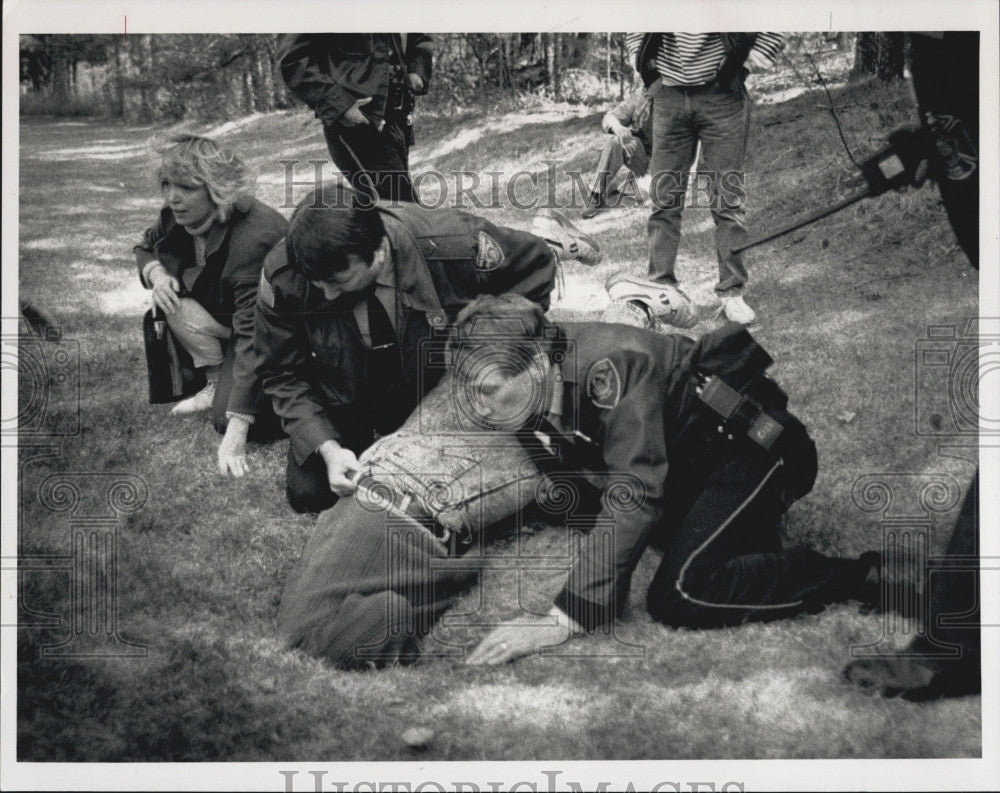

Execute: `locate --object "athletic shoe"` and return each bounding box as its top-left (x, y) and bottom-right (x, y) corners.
top-left (601, 299), bottom-right (665, 332)
top-left (531, 208), bottom-right (602, 265)
top-left (171, 380), bottom-right (216, 415)
top-left (605, 272), bottom-right (698, 329)
top-left (718, 293), bottom-right (757, 324)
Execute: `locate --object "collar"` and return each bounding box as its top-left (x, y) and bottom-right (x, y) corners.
top-left (378, 208), bottom-right (445, 321)
top-left (183, 213), bottom-right (216, 238)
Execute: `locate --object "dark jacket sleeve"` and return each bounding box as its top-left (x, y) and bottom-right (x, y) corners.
top-left (553, 352), bottom-right (670, 630)
top-left (254, 245), bottom-right (340, 462)
top-left (405, 34), bottom-right (433, 93)
top-left (225, 205), bottom-right (288, 416)
top-left (134, 211), bottom-right (169, 286)
top-left (278, 34), bottom-right (358, 125)
top-left (475, 222), bottom-right (557, 311)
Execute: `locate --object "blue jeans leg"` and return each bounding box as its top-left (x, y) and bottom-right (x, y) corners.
top-left (694, 84), bottom-right (751, 292)
top-left (647, 87), bottom-right (698, 283)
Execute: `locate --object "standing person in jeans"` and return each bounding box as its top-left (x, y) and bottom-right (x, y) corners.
top-left (612, 33), bottom-right (783, 326)
top-left (279, 34), bottom-right (433, 204)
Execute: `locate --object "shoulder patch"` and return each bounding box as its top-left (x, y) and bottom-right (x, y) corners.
top-left (586, 357), bottom-right (622, 409)
top-left (258, 268), bottom-right (275, 308)
top-left (476, 231), bottom-right (505, 271)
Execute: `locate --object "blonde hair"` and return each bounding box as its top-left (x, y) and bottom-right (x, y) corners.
top-left (155, 133), bottom-right (255, 224)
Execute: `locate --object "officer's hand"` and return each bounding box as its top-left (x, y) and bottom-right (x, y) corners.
top-left (217, 417), bottom-right (250, 478)
top-left (319, 441), bottom-right (360, 496)
top-left (465, 608), bottom-right (581, 666)
top-left (341, 97), bottom-right (373, 127)
top-left (149, 265), bottom-right (181, 315)
top-left (406, 73), bottom-right (424, 93)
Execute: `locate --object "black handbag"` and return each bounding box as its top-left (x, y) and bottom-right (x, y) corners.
top-left (142, 307), bottom-right (206, 404)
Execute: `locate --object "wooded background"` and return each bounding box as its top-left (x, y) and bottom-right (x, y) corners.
top-left (19, 32), bottom-right (907, 121)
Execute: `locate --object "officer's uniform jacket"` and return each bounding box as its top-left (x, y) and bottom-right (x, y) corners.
top-left (255, 203), bottom-right (557, 466)
top-left (538, 321), bottom-right (778, 631)
top-left (134, 197), bottom-right (288, 416)
top-left (279, 34), bottom-right (433, 138)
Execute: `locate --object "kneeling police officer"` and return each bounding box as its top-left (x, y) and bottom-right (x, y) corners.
top-left (254, 185), bottom-right (579, 514)
top-left (452, 294), bottom-right (909, 665)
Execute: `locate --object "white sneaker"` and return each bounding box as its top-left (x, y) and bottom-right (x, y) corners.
top-left (605, 273), bottom-right (698, 329)
top-left (718, 293), bottom-right (757, 324)
top-left (531, 208), bottom-right (602, 265)
top-left (171, 380), bottom-right (216, 415)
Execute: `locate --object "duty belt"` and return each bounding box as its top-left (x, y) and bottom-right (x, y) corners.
top-left (693, 373), bottom-right (784, 451)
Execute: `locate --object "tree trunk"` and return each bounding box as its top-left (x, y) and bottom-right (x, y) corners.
top-left (50, 40), bottom-right (71, 101)
top-left (617, 33), bottom-right (627, 100)
top-left (251, 36), bottom-right (276, 112)
top-left (605, 32), bottom-right (612, 90)
top-left (852, 32), bottom-right (905, 82)
top-left (112, 37), bottom-right (127, 117)
top-left (138, 34), bottom-right (155, 118)
top-left (545, 32), bottom-right (561, 99)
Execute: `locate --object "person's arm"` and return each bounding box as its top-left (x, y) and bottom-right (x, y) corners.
top-left (278, 34), bottom-right (365, 126)
top-left (404, 34), bottom-right (433, 94)
top-left (253, 247), bottom-right (341, 465)
top-left (552, 354), bottom-right (669, 632)
top-left (745, 33), bottom-right (783, 72)
top-left (467, 351), bottom-right (669, 665)
top-left (474, 220), bottom-right (557, 311)
top-left (602, 91), bottom-right (641, 155)
top-left (135, 215), bottom-right (183, 314)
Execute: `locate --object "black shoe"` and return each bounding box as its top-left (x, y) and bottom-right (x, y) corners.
top-left (581, 192), bottom-right (606, 220)
top-left (843, 654), bottom-right (980, 701)
top-left (857, 549), bottom-right (926, 619)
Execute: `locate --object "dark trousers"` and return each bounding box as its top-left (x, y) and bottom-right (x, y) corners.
top-left (907, 473), bottom-right (980, 689)
top-left (647, 82), bottom-right (750, 292)
top-left (323, 116), bottom-right (417, 204)
top-left (590, 135), bottom-right (651, 197)
top-left (211, 340), bottom-right (283, 443)
top-left (278, 496), bottom-right (477, 669)
top-left (645, 410), bottom-right (867, 628)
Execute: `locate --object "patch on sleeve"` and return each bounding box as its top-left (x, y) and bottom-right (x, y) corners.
top-left (476, 231), bottom-right (505, 271)
top-left (586, 357), bottom-right (622, 409)
top-left (258, 269), bottom-right (275, 308)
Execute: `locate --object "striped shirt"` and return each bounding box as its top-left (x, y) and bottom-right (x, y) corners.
top-left (626, 33), bottom-right (783, 86)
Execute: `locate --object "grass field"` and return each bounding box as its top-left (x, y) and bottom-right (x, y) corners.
top-left (14, 62), bottom-right (981, 761)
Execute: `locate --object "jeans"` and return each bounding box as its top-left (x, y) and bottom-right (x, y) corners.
top-left (647, 81), bottom-right (751, 293)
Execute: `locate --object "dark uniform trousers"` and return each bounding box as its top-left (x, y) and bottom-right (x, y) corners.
top-left (325, 114), bottom-right (418, 205)
top-left (642, 407), bottom-right (868, 629)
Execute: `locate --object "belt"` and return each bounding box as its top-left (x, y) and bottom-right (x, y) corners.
top-left (692, 373), bottom-right (784, 452)
top-left (354, 473), bottom-right (466, 553)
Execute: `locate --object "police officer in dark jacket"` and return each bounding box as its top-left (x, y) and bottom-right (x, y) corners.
top-left (454, 295), bottom-right (901, 665)
top-left (279, 34), bottom-right (433, 203)
top-left (254, 186), bottom-right (558, 513)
